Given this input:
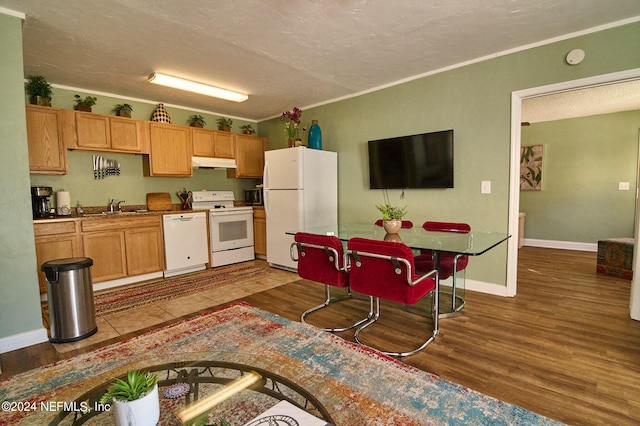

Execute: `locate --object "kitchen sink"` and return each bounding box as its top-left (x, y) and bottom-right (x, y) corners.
top-left (83, 211), bottom-right (142, 217)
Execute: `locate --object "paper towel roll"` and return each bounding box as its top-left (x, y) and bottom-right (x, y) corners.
top-left (56, 191), bottom-right (71, 216)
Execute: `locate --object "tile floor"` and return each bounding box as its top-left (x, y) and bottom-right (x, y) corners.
top-left (53, 260), bottom-right (298, 353)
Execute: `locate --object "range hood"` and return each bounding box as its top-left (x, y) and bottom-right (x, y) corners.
top-left (191, 157), bottom-right (237, 169)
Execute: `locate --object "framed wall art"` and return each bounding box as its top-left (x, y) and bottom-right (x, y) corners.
top-left (520, 144), bottom-right (543, 191)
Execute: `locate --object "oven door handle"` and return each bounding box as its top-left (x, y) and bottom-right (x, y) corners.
top-left (209, 211), bottom-right (252, 217)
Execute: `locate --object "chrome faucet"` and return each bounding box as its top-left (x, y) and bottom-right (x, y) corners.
top-left (108, 199), bottom-right (114, 213)
top-left (117, 200), bottom-right (126, 212)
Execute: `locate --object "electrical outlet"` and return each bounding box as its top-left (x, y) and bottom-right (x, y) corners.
top-left (481, 181), bottom-right (491, 194)
top-left (619, 182), bottom-right (630, 190)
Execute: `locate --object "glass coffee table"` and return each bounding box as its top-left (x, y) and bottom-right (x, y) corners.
top-left (44, 355), bottom-right (337, 425)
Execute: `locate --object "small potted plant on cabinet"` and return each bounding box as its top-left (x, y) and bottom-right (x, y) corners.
top-left (241, 124), bottom-right (255, 135)
top-left (216, 117), bottom-right (233, 131)
top-left (74, 95), bottom-right (97, 112)
top-left (100, 370), bottom-right (160, 426)
top-left (113, 103), bottom-right (133, 118)
top-left (375, 202), bottom-right (408, 234)
top-left (26, 75), bottom-right (53, 106)
top-left (189, 114), bottom-right (207, 128)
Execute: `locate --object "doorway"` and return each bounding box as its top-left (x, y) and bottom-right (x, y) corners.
top-left (508, 68), bottom-right (640, 320)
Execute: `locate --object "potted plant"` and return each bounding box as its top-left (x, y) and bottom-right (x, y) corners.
top-left (216, 117), bottom-right (233, 131)
top-left (241, 124), bottom-right (255, 135)
top-left (189, 114), bottom-right (207, 128)
top-left (100, 370), bottom-right (160, 426)
top-left (375, 202), bottom-right (408, 234)
top-left (26, 75), bottom-right (52, 106)
top-left (74, 95), bottom-right (97, 112)
top-left (113, 103), bottom-right (133, 118)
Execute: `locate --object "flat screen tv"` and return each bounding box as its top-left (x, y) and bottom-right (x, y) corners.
top-left (368, 129), bottom-right (454, 189)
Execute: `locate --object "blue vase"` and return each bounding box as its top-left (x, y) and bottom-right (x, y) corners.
top-left (308, 120), bottom-right (322, 150)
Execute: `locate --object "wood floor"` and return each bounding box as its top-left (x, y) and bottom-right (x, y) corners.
top-left (2, 247), bottom-right (639, 425)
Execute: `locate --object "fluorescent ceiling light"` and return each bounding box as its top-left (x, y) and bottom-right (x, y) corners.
top-left (148, 72), bottom-right (248, 102)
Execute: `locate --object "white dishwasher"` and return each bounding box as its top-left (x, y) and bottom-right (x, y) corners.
top-left (163, 212), bottom-right (209, 277)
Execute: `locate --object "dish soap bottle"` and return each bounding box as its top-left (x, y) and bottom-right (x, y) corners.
top-left (308, 120), bottom-right (322, 150)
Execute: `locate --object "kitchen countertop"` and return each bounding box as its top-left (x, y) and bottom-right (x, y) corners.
top-left (33, 207), bottom-right (212, 223)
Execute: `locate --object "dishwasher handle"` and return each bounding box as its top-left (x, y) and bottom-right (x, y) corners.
top-left (164, 213), bottom-right (203, 222)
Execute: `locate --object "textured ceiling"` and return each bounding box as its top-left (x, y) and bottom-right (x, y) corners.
top-left (1, 0), bottom-right (640, 121)
top-left (522, 80), bottom-right (640, 123)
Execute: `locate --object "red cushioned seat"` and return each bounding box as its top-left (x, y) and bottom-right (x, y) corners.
top-left (291, 233), bottom-right (372, 332)
top-left (346, 237), bottom-right (439, 357)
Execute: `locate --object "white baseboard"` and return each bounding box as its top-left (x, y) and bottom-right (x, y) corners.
top-left (92, 272), bottom-right (164, 292)
top-left (0, 327), bottom-right (48, 354)
top-left (523, 238), bottom-right (597, 252)
top-left (466, 279), bottom-right (513, 297)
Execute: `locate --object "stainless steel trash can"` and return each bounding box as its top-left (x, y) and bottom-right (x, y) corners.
top-left (42, 257), bottom-right (97, 343)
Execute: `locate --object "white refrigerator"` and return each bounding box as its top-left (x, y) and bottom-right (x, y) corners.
top-left (264, 147), bottom-right (338, 270)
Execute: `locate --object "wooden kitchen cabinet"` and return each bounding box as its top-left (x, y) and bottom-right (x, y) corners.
top-left (192, 128), bottom-right (235, 159)
top-left (75, 112), bottom-right (110, 150)
top-left (26, 105), bottom-right (68, 174)
top-left (145, 123), bottom-right (192, 176)
top-left (71, 112), bottom-right (145, 153)
top-left (33, 220), bottom-right (82, 293)
top-left (253, 206), bottom-right (266, 257)
top-left (125, 226), bottom-right (164, 275)
top-left (227, 134), bottom-right (267, 178)
top-left (82, 231), bottom-right (128, 282)
top-left (110, 116), bottom-right (145, 152)
top-left (81, 215), bottom-right (164, 283)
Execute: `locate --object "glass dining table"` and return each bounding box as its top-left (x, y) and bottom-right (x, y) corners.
top-left (286, 223), bottom-right (510, 317)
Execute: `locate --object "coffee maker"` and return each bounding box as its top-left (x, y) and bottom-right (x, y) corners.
top-left (31, 186), bottom-right (53, 218)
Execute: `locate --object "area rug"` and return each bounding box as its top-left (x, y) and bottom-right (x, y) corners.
top-left (43, 262), bottom-right (275, 319)
top-left (0, 303), bottom-right (564, 425)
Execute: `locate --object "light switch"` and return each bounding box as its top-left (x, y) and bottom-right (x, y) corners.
top-left (481, 181), bottom-right (491, 194)
top-left (619, 182), bottom-right (630, 190)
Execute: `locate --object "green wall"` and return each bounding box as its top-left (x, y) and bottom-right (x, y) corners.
top-left (0, 14), bottom-right (44, 345)
top-left (521, 110), bottom-right (640, 243)
top-left (260, 21), bottom-right (640, 286)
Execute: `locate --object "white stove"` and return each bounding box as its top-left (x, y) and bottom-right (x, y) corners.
top-left (192, 190), bottom-right (255, 267)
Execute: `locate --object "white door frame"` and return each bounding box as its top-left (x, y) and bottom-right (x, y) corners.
top-left (508, 68), bottom-right (640, 320)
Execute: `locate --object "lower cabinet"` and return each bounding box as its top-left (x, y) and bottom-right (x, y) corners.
top-left (81, 216), bottom-right (164, 283)
top-left (82, 231), bottom-right (128, 282)
top-left (125, 226), bottom-right (164, 275)
top-left (34, 221), bottom-right (82, 293)
top-left (253, 207), bottom-right (266, 257)
top-left (34, 216), bottom-right (165, 291)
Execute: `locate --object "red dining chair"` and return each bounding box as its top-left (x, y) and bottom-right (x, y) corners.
top-left (414, 221), bottom-right (470, 312)
top-left (374, 219), bottom-right (414, 228)
top-left (290, 232), bottom-right (372, 332)
top-left (345, 237), bottom-right (439, 357)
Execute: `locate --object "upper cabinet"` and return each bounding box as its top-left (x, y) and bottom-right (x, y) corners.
top-left (144, 122), bottom-right (193, 177)
top-left (227, 134), bottom-right (267, 178)
top-left (26, 105), bottom-right (68, 174)
top-left (192, 128), bottom-right (235, 159)
top-left (64, 111), bottom-right (148, 153)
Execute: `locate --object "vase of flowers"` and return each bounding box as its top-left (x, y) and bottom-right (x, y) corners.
top-left (281, 106), bottom-right (302, 147)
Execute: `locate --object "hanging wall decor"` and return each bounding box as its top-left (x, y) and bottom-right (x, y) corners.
top-left (520, 144), bottom-right (543, 191)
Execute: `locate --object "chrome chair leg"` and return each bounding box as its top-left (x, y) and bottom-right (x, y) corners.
top-left (354, 285), bottom-right (439, 358)
top-left (301, 285), bottom-right (372, 332)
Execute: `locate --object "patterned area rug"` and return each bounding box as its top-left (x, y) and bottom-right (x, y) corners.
top-left (1, 303), bottom-right (563, 425)
top-left (43, 262), bottom-right (275, 319)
